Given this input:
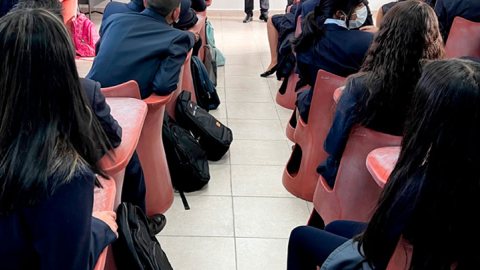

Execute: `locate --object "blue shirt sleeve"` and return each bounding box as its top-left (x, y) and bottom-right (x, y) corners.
top-left (23, 169), bottom-right (117, 270)
top-left (152, 31), bottom-right (195, 95)
top-left (317, 78), bottom-right (363, 187)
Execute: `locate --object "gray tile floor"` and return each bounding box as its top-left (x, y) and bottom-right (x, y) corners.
top-left (76, 10), bottom-right (310, 270)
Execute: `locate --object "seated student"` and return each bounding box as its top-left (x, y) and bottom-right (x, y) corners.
top-left (87, 0), bottom-right (195, 99)
top-left (0, 8), bottom-right (117, 269)
top-left (318, 1), bottom-right (444, 189)
top-left (287, 58), bottom-right (480, 269)
top-left (301, 0), bottom-right (373, 26)
top-left (292, 0), bottom-right (374, 124)
top-left (173, 0), bottom-right (205, 56)
top-left (103, 0), bottom-right (145, 22)
top-left (435, 0), bottom-right (480, 42)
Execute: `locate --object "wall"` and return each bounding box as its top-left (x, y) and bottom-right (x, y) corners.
top-left (208, 0), bottom-right (393, 11)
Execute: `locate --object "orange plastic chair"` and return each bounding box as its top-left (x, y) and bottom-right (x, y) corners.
top-left (282, 70), bottom-right (345, 201)
top-left (276, 16), bottom-right (305, 110)
top-left (190, 11), bottom-right (207, 62)
top-left (312, 125), bottom-right (402, 225)
top-left (181, 51), bottom-right (198, 104)
top-left (101, 81), bottom-right (175, 215)
top-left (206, 0), bottom-right (212, 7)
top-left (165, 53), bottom-right (187, 119)
top-left (366, 146), bottom-right (400, 189)
top-left (60, 0), bottom-right (77, 32)
top-left (445, 17), bottom-right (480, 59)
top-left (93, 176), bottom-right (116, 270)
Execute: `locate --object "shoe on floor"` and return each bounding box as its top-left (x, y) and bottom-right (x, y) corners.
top-left (148, 214), bottom-right (167, 234)
top-left (259, 14), bottom-right (268, 22)
top-left (243, 14), bottom-right (253, 23)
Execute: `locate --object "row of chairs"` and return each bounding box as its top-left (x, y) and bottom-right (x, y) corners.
top-left (90, 8), bottom-right (211, 270)
top-left (279, 16), bottom-right (480, 222)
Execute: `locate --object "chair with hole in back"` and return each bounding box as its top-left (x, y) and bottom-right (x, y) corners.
top-left (312, 125), bottom-right (402, 225)
top-left (181, 51), bottom-right (198, 104)
top-left (445, 17), bottom-right (480, 59)
top-left (276, 15), bottom-right (307, 110)
top-left (282, 70), bottom-right (345, 201)
top-left (101, 81), bottom-right (175, 216)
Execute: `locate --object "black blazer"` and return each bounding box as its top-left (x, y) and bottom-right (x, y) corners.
top-left (296, 23), bottom-right (374, 86)
top-left (435, 0), bottom-right (480, 41)
top-left (80, 78), bottom-right (122, 148)
top-left (87, 9), bottom-right (195, 99)
top-left (102, 1), bottom-right (144, 22)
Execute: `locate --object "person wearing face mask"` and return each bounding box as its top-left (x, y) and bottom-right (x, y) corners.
top-left (87, 0), bottom-right (195, 99)
top-left (290, 0), bottom-right (374, 125)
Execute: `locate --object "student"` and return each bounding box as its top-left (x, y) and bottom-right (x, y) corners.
top-left (434, 0), bottom-right (480, 42)
top-left (87, 0), bottom-right (195, 99)
top-left (0, 8), bottom-right (117, 269)
top-left (102, 0), bottom-right (145, 22)
top-left (287, 58), bottom-right (480, 269)
top-left (292, 0), bottom-right (374, 123)
top-left (174, 0), bottom-right (206, 29)
top-left (318, 1), bottom-right (444, 189)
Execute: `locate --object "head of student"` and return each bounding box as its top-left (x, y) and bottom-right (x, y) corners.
top-left (357, 59), bottom-right (480, 269)
top-left (293, 0), bottom-right (366, 51)
top-left (146, 0), bottom-right (181, 24)
top-left (353, 0), bottom-right (444, 131)
top-left (0, 8), bottom-right (110, 214)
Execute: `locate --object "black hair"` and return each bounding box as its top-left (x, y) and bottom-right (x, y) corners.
top-left (356, 59), bottom-right (480, 269)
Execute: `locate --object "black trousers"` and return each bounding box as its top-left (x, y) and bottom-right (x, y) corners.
top-left (287, 221), bottom-right (368, 269)
top-left (244, 0), bottom-right (269, 16)
top-left (121, 151), bottom-right (147, 213)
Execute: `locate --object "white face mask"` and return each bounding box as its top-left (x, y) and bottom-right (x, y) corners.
top-left (348, 6), bottom-right (368, 29)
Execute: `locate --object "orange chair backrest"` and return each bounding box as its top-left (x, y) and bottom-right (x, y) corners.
top-left (445, 17), bottom-right (480, 59)
top-left (100, 80), bottom-right (142, 99)
top-left (295, 16), bottom-right (302, 37)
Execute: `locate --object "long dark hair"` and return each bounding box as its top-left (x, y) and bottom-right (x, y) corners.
top-left (352, 0), bottom-right (444, 135)
top-left (292, 0), bottom-right (363, 52)
top-left (0, 8), bottom-right (111, 214)
top-left (356, 59), bottom-right (480, 269)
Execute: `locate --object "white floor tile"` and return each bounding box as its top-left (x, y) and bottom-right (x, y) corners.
top-left (226, 88), bottom-right (273, 103)
top-left (231, 165), bottom-right (293, 197)
top-left (227, 119), bottom-right (285, 140)
top-left (188, 165), bottom-right (231, 196)
top-left (158, 236), bottom-right (236, 270)
top-left (233, 197), bottom-right (310, 238)
top-left (162, 196), bottom-right (234, 237)
top-left (225, 75), bottom-right (269, 89)
top-left (236, 238), bottom-right (289, 270)
top-left (230, 140), bottom-right (290, 166)
top-left (227, 102), bottom-right (278, 120)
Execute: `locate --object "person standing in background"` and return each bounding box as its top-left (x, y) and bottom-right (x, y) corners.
top-left (244, 0), bottom-right (269, 23)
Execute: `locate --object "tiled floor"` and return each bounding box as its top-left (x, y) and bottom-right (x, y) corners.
top-left (77, 10), bottom-right (310, 270)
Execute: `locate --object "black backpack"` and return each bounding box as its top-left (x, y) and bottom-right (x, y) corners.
top-left (191, 55), bottom-right (220, 111)
top-left (112, 203), bottom-right (173, 270)
top-left (162, 112), bottom-right (210, 193)
top-left (176, 91), bottom-right (233, 161)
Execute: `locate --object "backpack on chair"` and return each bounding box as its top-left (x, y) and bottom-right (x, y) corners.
top-left (71, 13), bottom-right (99, 57)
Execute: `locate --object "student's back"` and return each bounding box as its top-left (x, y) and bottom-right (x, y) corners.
top-left (87, 4), bottom-right (195, 99)
top-left (435, 0), bottom-right (480, 41)
top-left (102, 0), bottom-right (144, 22)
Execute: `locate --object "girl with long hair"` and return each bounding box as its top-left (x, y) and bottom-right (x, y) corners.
top-left (317, 0), bottom-right (444, 188)
top-left (0, 8), bottom-right (118, 269)
top-left (293, 0), bottom-right (374, 123)
top-left (288, 58), bottom-right (480, 270)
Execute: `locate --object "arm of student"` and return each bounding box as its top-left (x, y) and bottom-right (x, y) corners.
top-left (25, 170), bottom-right (117, 270)
top-left (92, 81), bottom-right (122, 148)
top-left (152, 32), bottom-right (195, 95)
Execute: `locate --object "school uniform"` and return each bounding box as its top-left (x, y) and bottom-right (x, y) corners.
top-left (0, 0), bottom-right (16, 17)
top-left (87, 9), bottom-right (195, 99)
top-left (295, 19), bottom-right (373, 122)
top-left (102, 1), bottom-right (144, 22)
top-left (0, 168), bottom-right (117, 269)
top-left (301, 0), bottom-right (374, 28)
top-left (435, 0), bottom-right (480, 41)
top-left (81, 78), bottom-right (146, 212)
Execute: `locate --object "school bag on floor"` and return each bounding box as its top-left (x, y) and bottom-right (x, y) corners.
top-left (176, 91), bottom-right (233, 161)
top-left (206, 20), bottom-right (225, 66)
top-left (191, 55), bottom-right (220, 111)
top-left (71, 13), bottom-right (99, 57)
top-left (162, 112), bottom-right (210, 208)
top-left (112, 202), bottom-right (173, 270)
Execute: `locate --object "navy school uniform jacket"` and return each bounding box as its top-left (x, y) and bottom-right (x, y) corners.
top-left (434, 0), bottom-right (480, 42)
top-left (80, 78), bottom-right (122, 148)
top-left (0, 168), bottom-right (117, 269)
top-left (87, 9), bottom-right (195, 99)
top-left (296, 23), bottom-right (374, 86)
top-left (102, 1), bottom-right (144, 22)
top-left (301, 0), bottom-right (374, 28)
